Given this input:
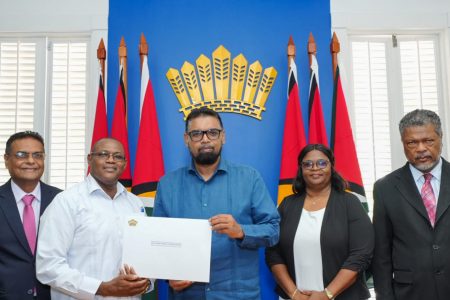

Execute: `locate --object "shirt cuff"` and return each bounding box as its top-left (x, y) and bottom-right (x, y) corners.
top-left (78, 277), bottom-right (102, 300)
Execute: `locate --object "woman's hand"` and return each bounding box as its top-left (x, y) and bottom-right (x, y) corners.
top-left (307, 290), bottom-right (329, 300)
top-left (294, 292), bottom-right (312, 300)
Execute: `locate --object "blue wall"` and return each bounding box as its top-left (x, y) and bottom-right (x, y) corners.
top-left (108, 0), bottom-right (332, 298)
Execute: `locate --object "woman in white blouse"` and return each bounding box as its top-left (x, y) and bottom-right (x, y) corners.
top-left (266, 144), bottom-right (374, 300)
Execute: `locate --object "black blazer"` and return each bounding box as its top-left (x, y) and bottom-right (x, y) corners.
top-left (372, 159), bottom-right (450, 300)
top-left (266, 189), bottom-right (374, 300)
top-left (0, 180), bottom-right (61, 300)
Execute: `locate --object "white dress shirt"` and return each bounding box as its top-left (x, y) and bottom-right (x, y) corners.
top-left (409, 157), bottom-right (442, 203)
top-left (36, 174), bottom-right (148, 300)
top-left (11, 180), bottom-right (41, 229)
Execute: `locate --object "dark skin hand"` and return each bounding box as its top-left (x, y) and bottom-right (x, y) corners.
top-left (308, 291), bottom-right (329, 300)
top-left (209, 214), bottom-right (244, 239)
top-left (169, 280), bottom-right (194, 292)
top-left (96, 264), bottom-right (149, 297)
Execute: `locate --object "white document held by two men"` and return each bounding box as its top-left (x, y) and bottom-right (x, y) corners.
top-left (122, 216), bottom-right (212, 282)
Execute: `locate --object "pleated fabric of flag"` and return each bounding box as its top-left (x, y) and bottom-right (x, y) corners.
top-left (277, 57), bottom-right (306, 205)
top-left (132, 54), bottom-right (165, 213)
top-left (111, 63), bottom-right (132, 188)
top-left (331, 65), bottom-right (368, 211)
top-left (308, 54), bottom-right (328, 146)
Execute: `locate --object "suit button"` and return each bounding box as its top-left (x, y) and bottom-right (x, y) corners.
top-left (433, 244), bottom-right (440, 250)
top-left (27, 289), bottom-right (33, 295)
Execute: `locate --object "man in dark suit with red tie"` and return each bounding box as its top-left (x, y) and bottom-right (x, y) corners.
top-left (0, 131), bottom-right (61, 299)
top-left (373, 109), bottom-right (450, 300)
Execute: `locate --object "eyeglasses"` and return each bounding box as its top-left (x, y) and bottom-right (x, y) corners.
top-left (301, 159), bottom-right (330, 170)
top-left (404, 138), bottom-right (436, 149)
top-left (90, 151), bottom-right (126, 162)
top-left (187, 128), bottom-right (222, 142)
top-left (12, 151), bottom-right (45, 160)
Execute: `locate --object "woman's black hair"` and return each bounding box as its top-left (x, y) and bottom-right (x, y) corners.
top-left (292, 143), bottom-right (348, 194)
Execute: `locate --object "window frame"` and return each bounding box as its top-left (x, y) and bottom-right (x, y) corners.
top-left (346, 31), bottom-right (449, 213)
top-left (0, 34), bottom-right (93, 187)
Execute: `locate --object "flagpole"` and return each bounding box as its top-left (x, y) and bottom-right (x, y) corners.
top-left (118, 37), bottom-right (128, 106)
top-left (287, 35), bottom-right (295, 72)
top-left (307, 32), bottom-right (316, 67)
top-left (97, 38), bottom-right (106, 84)
top-left (330, 32), bottom-right (340, 79)
top-left (139, 33), bottom-right (148, 73)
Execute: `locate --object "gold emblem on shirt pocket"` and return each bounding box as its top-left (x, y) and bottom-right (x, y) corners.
top-left (128, 219), bottom-right (138, 226)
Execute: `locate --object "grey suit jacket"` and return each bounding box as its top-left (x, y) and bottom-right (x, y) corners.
top-left (0, 180), bottom-right (61, 300)
top-left (372, 158), bottom-right (450, 300)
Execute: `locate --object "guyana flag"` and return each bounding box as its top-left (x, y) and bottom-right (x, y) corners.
top-left (277, 56), bottom-right (306, 205)
top-left (308, 54), bottom-right (328, 146)
top-left (111, 62), bottom-right (132, 188)
top-left (132, 36), bottom-right (164, 300)
top-left (331, 65), bottom-right (368, 211)
top-left (132, 50), bottom-right (164, 214)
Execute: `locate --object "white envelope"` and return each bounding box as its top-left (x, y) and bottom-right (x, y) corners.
top-left (122, 216), bottom-right (212, 282)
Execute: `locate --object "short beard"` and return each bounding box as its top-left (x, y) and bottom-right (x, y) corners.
top-left (193, 150), bottom-right (221, 165)
top-left (412, 160), bottom-right (438, 173)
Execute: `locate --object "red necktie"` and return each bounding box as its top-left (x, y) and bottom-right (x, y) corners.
top-left (421, 173), bottom-right (437, 227)
top-left (22, 194), bottom-right (36, 254)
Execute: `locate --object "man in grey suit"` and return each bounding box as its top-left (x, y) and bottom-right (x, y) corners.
top-left (373, 109), bottom-right (450, 300)
top-left (0, 131), bottom-right (61, 299)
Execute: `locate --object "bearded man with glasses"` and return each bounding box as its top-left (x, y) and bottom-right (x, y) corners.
top-left (153, 106), bottom-right (280, 300)
top-left (36, 138), bottom-right (152, 299)
top-left (0, 131), bottom-right (61, 300)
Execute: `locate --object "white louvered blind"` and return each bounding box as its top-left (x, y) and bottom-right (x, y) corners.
top-left (0, 41), bottom-right (36, 183)
top-left (0, 37), bottom-right (89, 189)
top-left (351, 41), bottom-right (392, 213)
top-left (49, 42), bottom-right (87, 189)
top-left (400, 40), bottom-right (439, 113)
top-left (350, 36), bottom-right (442, 213)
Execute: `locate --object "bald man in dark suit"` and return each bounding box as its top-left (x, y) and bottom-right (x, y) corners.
top-left (373, 109), bottom-right (450, 300)
top-left (0, 131), bottom-right (61, 300)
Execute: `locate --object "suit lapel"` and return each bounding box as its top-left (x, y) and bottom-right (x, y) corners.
top-left (435, 159), bottom-right (450, 225)
top-left (394, 164), bottom-right (430, 223)
top-left (0, 181), bottom-right (33, 255)
top-left (39, 182), bottom-right (53, 216)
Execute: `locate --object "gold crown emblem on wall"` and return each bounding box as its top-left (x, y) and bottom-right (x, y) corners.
top-left (166, 45), bottom-right (277, 120)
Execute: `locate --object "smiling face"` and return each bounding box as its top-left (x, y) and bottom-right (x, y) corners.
top-left (4, 137), bottom-right (45, 191)
top-left (184, 115), bottom-right (225, 166)
top-left (301, 149), bottom-right (332, 190)
top-left (88, 138), bottom-right (126, 191)
top-left (402, 124), bottom-right (442, 172)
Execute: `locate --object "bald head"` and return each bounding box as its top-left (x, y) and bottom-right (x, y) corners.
top-left (91, 138), bottom-right (124, 154)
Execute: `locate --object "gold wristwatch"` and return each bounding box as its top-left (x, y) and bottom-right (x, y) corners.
top-left (324, 287), bottom-right (334, 299)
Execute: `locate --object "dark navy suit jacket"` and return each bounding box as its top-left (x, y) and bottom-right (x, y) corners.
top-left (0, 180), bottom-right (61, 300)
top-left (373, 159), bottom-right (450, 300)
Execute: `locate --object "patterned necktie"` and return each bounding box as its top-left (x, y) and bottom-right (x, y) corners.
top-left (22, 194), bottom-right (37, 254)
top-left (421, 173), bottom-right (437, 227)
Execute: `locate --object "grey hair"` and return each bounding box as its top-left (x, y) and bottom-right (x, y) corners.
top-left (399, 109), bottom-right (442, 137)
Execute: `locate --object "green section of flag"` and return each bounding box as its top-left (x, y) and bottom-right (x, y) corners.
top-left (142, 287), bottom-right (158, 300)
top-left (145, 207), bottom-right (154, 216)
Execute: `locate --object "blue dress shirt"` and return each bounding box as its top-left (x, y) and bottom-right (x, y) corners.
top-left (153, 159), bottom-right (280, 300)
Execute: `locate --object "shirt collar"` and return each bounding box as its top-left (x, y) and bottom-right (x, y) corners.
top-left (86, 173), bottom-right (127, 199)
top-left (188, 157), bottom-right (228, 179)
top-left (11, 180), bottom-right (41, 204)
top-left (409, 157), bottom-right (442, 183)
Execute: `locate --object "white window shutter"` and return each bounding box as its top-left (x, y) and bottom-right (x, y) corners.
top-left (0, 41), bottom-right (36, 183)
top-left (351, 41), bottom-right (392, 211)
top-left (48, 41), bottom-right (87, 189)
top-left (400, 39), bottom-right (439, 112)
